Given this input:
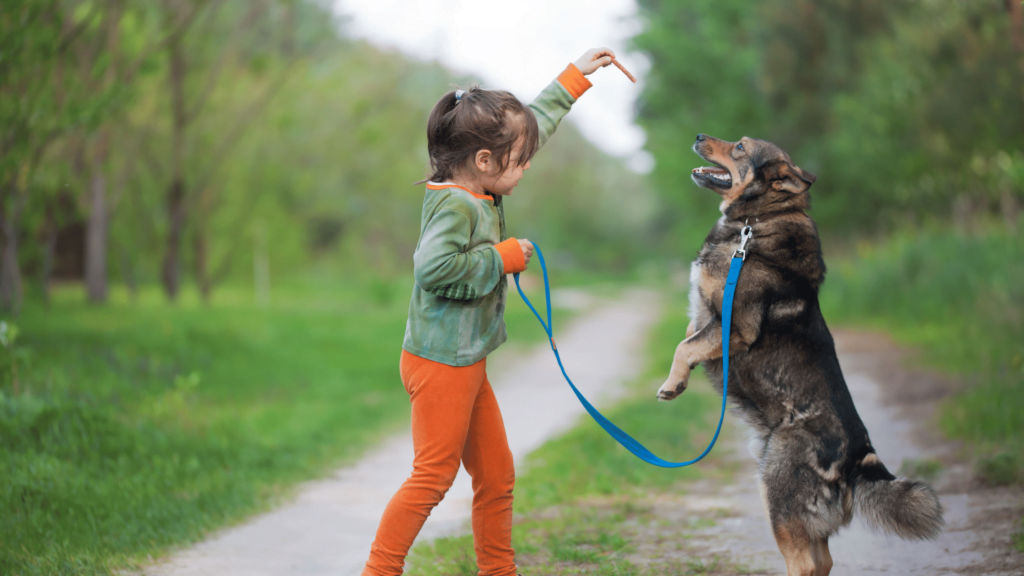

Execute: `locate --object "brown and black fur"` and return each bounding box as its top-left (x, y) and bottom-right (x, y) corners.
top-left (657, 134), bottom-right (943, 575)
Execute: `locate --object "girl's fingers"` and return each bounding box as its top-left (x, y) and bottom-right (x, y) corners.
top-left (575, 48), bottom-right (616, 75)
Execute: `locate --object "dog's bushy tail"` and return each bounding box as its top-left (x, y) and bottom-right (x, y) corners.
top-left (852, 453), bottom-right (944, 540)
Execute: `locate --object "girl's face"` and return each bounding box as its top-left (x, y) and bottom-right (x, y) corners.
top-left (486, 142), bottom-right (531, 196)
top-left (456, 138), bottom-right (532, 196)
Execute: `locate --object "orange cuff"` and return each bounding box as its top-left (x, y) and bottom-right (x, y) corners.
top-left (495, 238), bottom-right (527, 275)
top-left (556, 63), bottom-right (592, 100)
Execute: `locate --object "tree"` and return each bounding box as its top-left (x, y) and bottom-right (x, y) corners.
top-left (0, 0), bottom-right (77, 311)
top-left (631, 0), bottom-right (1022, 238)
top-left (155, 0), bottom-right (298, 301)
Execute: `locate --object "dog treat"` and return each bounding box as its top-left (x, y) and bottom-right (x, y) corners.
top-left (612, 58), bottom-right (636, 83)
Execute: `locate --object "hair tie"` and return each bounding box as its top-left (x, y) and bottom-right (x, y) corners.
top-left (455, 89), bottom-right (466, 102)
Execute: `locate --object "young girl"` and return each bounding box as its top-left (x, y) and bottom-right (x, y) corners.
top-left (363, 48), bottom-right (618, 576)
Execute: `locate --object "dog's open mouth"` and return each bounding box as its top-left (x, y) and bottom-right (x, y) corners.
top-left (691, 166), bottom-right (732, 188)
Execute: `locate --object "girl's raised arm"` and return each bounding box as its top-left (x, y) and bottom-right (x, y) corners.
top-left (530, 47), bottom-right (617, 148)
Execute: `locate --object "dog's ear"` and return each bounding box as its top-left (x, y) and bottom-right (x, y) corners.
top-left (771, 162), bottom-right (817, 194)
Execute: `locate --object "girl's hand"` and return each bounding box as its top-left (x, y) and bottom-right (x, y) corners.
top-left (574, 48), bottom-right (616, 76)
top-left (518, 238), bottom-right (534, 266)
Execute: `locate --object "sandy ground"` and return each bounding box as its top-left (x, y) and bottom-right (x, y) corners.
top-left (633, 330), bottom-right (1024, 575)
top-left (143, 288), bottom-right (661, 576)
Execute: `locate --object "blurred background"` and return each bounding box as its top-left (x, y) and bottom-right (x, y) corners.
top-left (1, 0), bottom-right (1021, 573)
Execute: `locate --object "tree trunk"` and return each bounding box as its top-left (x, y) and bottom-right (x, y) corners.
top-left (283, 0), bottom-right (296, 57)
top-left (194, 223), bottom-right (210, 302)
top-left (162, 30), bottom-right (188, 301)
top-left (1001, 190), bottom-right (1020, 234)
top-left (162, 178), bottom-right (186, 300)
top-left (1008, 0), bottom-right (1024, 52)
top-left (41, 203), bottom-right (57, 307)
top-left (85, 170), bottom-right (108, 303)
top-left (253, 221), bottom-right (270, 306)
top-left (952, 194), bottom-right (974, 233)
top-left (0, 181), bottom-right (23, 313)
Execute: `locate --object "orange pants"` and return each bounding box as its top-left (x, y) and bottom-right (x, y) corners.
top-left (362, 351), bottom-right (517, 576)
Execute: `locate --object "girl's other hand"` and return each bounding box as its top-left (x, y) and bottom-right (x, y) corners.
top-left (518, 238), bottom-right (534, 266)
top-left (574, 48), bottom-right (616, 76)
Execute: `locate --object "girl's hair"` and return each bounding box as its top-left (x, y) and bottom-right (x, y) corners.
top-left (420, 86), bottom-right (539, 184)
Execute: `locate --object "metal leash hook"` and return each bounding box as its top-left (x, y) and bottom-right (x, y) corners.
top-left (733, 224), bottom-right (753, 261)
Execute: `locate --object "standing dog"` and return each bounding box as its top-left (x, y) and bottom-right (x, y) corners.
top-left (657, 134), bottom-right (943, 575)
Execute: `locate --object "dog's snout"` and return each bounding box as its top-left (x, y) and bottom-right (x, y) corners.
top-left (696, 133), bottom-right (706, 142)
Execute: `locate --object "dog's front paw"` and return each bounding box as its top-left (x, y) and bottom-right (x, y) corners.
top-left (657, 378), bottom-right (688, 401)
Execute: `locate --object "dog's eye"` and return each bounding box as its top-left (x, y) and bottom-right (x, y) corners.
top-left (736, 143), bottom-right (745, 151)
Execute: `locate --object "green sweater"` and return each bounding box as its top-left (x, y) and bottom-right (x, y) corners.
top-left (402, 64), bottom-right (591, 366)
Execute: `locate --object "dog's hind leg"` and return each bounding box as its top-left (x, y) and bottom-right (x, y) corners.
top-left (814, 538), bottom-right (833, 575)
top-left (761, 437), bottom-right (839, 575)
top-left (771, 518), bottom-right (819, 576)
top-left (771, 519), bottom-right (833, 576)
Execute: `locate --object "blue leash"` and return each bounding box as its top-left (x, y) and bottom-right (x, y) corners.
top-left (512, 226), bottom-right (751, 468)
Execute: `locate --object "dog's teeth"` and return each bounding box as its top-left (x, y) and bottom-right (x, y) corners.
top-left (694, 167), bottom-right (732, 183)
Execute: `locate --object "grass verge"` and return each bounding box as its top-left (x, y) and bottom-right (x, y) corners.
top-left (0, 274), bottom-right (568, 576)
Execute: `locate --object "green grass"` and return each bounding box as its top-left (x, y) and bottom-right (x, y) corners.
top-left (975, 453), bottom-right (1021, 487)
top-left (407, 289), bottom-right (749, 575)
top-left (819, 224), bottom-right (1024, 471)
top-left (0, 273), bottom-right (567, 576)
top-left (1014, 519), bottom-right (1024, 554)
top-left (410, 506), bottom-right (640, 576)
top-left (896, 458), bottom-right (943, 482)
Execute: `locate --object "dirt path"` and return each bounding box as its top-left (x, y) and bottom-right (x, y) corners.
top-left (632, 330), bottom-right (1024, 575)
top-left (145, 289), bottom-right (660, 576)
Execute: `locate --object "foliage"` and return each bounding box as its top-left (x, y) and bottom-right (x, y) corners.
top-left (124, 35), bottom-right (653, 287)
top-left (632, 0), bottom-right (1024, 243)
top-left (0, 0), bottom-right (71, 183)
top-left (4, 0), bottom-right (654, 306)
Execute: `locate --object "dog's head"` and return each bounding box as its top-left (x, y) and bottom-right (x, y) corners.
top-left (691, 134), bottom-right (816, 219)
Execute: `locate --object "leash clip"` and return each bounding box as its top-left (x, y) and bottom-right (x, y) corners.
top-left (733, 225), bottom-right (753, 261)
